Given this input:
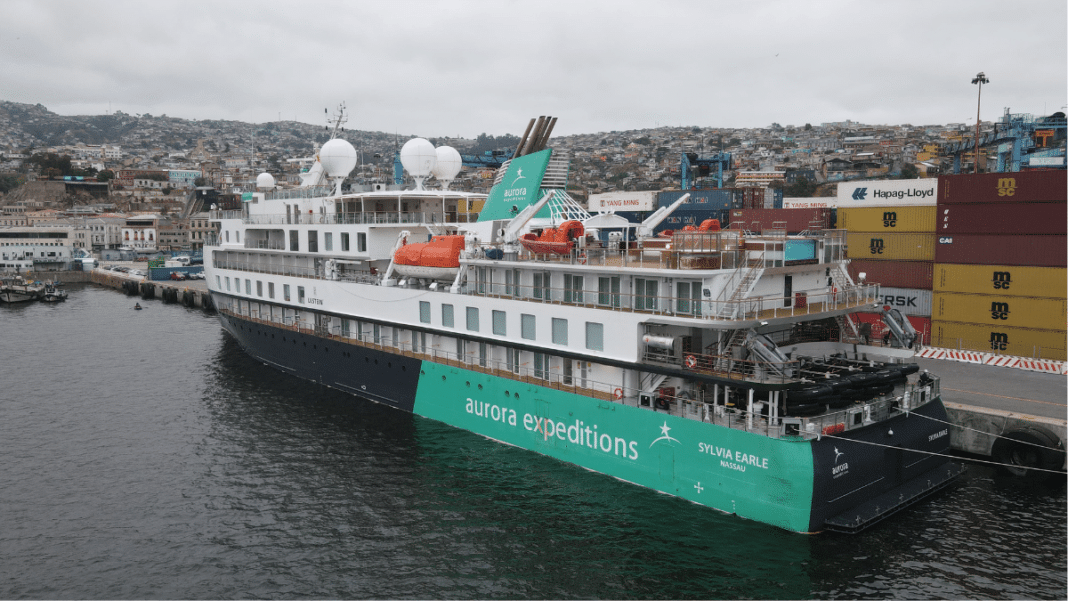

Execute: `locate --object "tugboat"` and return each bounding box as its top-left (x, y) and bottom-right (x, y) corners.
top-left (204, 113), bottom-right (963, 533)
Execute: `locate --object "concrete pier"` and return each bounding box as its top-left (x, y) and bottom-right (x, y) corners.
top-left (90, 268), bottom-right (214, 310)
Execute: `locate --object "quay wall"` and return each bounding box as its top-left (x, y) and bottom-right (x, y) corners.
top-left (90, 269), bottom-right (214, 310)
top-left (945, 401), bottom-right (1066, 472)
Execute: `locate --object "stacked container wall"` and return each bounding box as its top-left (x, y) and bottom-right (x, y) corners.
top-left (851, 312), bottom-right (931, 345)
top-left (848, 260), bottom-right (933, 289)
top-left (838, 206), bottom-right (936, 232)
top-left (934, 234), bottom-right (1067, 268)
top-left (932, 292), bottom-right (1066, 332)
top-left (846, 232), bottom-right (936, 261)
top-left (930, 321), bottom-right (1066, 361)
top-left (938, 170), bottom-right (1067, 204)
top-left (936, 202), bottom-right (1066, 235)
top-left (933, 263), bottom-right (1067, 298)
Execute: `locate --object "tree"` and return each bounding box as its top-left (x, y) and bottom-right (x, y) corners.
top-left (899, 163), bottom-right (919, 179)
top-left (804, 123), bottom-right (812, 131)
top-left (96, 169), bottom-right (115, 182)
top-left (784, 176), bottom-right (818, 197)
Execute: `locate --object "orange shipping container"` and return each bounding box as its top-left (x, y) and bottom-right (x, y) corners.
top-left (931, 320), bottom-right (1066, 361)
top-left (933, 264), bottom-right (1066, 298)
top-left (933, 292), bottom-right (1066, 331)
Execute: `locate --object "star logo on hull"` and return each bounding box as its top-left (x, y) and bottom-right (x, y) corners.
top-left (649, 421), bottom-right (681, 448)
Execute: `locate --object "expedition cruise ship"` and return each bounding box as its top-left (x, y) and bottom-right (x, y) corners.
top-left (205, 116), bottom-right (963, 533)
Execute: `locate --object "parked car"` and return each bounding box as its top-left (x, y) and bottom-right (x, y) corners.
top-left (170, 272), bottom-right (187, 281)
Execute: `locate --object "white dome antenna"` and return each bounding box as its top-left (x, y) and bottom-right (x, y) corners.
top-left (432, 146), bottom-right (462, 190)
top-left (256, 172), bottom-right (276, 189)
top-left (400, 138), bottom-right (436, 190)
top-left (318, 138), bottom-right (358, 195)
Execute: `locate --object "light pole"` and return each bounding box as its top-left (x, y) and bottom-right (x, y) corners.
top-left (971, 72), bottom-right (989, 174)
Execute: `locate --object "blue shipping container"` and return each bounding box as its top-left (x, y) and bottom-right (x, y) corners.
top-left (658, 189), bottom-right (737, 210)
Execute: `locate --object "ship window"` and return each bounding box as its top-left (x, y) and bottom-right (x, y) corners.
top-left (533, 353), bottom-right (547, 380)
top-left (533, 271), bottom-right (550, 300)
top-left (676, 281), bottom-right (701, 316)
top-left (466, 307), bottom-right (479, 332)
top-left (308, 231), bottom-right (318, 253)
top-left (324, 232), bottom-right (333, 251)
top-left (216, 275), bottom-right (221, 288)
top-left (586, 322), bottom-right (604, 351)
top-left (492, 310), bottom-right (506, 335)
top-left (505, 268), bottom-right (520, 296)
top-left (564, 274), bottom-right (584, 304)
top-left (357, 233), bottom-right (367, 253)
top-left (289, 230), bottom-right (298, 251)
top-left (635, 278), bottom-right (658, 311)
top-left (341, 319), bottom-right (350, 338)
top-left (245, 279), bottom-right (251, 295)
top-left (521, 314), bottom-right (536, 340)
top-left (256, 281), bottom-right (263, 297)
top-left (598, 276), bottom-right (620, 308)
top-left (456, 338), bottom-right (465, 361)
top-left (268, 282), bottom-right (274, 299)
top-left (507, 347), bottom-right (520, 374)
top-left (373, 323), bottom-right (380, 344)
top-left (297, 286), bottom-right (305, 303)
top-left (442, 304), bottom-right (454, 327)
top-left (419, 301), bottom-right (430, 323)
top-left (341, 233), bottom-right (350, 252)
top-left (284, 284), bottom-right (291, 301)
top-left (552, 318), bottom-right (568, 345)
top-left (225, 277), bottom-right (231, 291)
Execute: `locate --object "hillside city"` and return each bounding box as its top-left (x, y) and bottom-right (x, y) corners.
top-left (0, 99), bottom-right (1063, 260)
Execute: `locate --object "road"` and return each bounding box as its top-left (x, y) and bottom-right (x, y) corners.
top-left (917, 357), bottom-right (1067, 421)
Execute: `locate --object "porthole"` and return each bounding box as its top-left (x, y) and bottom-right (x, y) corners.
top-left (465, 381), bottom-right (470, 387)
top-left (441, 375), bottom-right (446, 381)
top-left (514, 392), bottom-right (519, 399)
top-left (478, 384), bottom-right (483, 390)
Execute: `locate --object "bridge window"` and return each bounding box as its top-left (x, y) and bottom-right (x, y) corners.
top-left (586, 322), bottom-right (604, 351)
top-left (521, 314), bottom-right (536, 340)
top-left (442, 304), bottom-right (454, 328)
top-left (552, 318), bottom-right (568, 345)
top-left (492, 310), bottom-right (506, 335)
top-left (419, 301), bottom-right (430, 324)
top-left (466, 307), bottom-right (479, 332)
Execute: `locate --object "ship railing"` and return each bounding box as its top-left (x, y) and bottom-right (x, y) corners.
top-left (211, 211), bottom-right (480, 226)
top-left (465, 279), bottom-right (881, 323)
top-left (642, 349), bottom-right (801, 384)
top-left (212, 259), bottom-right (378, 284)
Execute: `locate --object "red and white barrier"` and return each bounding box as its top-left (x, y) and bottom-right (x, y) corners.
top-left (919, 346), bottom-right (1066, 375)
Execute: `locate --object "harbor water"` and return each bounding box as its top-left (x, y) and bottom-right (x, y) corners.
top-left (2, 284), bottom-right (1065, 599)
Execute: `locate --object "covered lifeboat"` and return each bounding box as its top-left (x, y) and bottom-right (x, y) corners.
top-left (518, 220), bottom-right (584, 255)
top-left (392, 235), bottom-right (466, 281)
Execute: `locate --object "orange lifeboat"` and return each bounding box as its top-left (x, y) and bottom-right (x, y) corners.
top-left (518, 220), bottom-right (585, 255)
top-left (392, 235), bottom-right (466, 280)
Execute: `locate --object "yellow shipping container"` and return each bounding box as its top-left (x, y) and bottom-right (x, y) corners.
top-left (933, 292), bottom-right (1066, 331)
top-left (931, 320), bottom-right (1066, 361)
top-left (839, 206), bottom-right (936, 233)
top-left (933, 263), bottom-right (1067, 298)
top-left (846, 232), bottom-right (935, 261)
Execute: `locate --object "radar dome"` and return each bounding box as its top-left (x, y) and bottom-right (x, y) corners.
top-left (318, 138), bottom-right (358, 178)
top-left (256, 172), bottom-right (276, 189)
top-left (432, 146), bottom-right (462, 180)
top-left (400, 138), bottom-right (437, 178)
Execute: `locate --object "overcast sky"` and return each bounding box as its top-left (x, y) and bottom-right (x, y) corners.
top-left (2, 0), bottom-right (1065, 139)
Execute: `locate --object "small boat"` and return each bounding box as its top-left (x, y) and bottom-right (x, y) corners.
top-left (41, 282), bottom-right (68, 303)
top-left (134, 303), bottom-right (142, 310)
top-left (0, 275), bottom-right (44, 303)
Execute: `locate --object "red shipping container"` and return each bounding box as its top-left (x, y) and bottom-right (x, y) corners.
top-left (938, 170), bottom-right (1066, 204)
top-left (850, 312), bottom-right (931, 345)
top-left (848, 260), bottom-right (933, 289)
top-left (937, 202), bottom-right (1066, 235)
top-left (934, 234), bottom-right (1067, 268)
top-left (729, 208), bottom-right (832, 233)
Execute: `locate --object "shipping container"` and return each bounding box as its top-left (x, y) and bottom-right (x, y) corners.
top-left (846, 232), bottom-right (936, 261)
top-left (934, 234), bottom-right (1067, 268)
top-left (837, 179), bottom-right (938, 207)
top-left (848, 260), bottom-right (933, 289)
top-left (657, 210), bottom-right (731, 235)
top-left (729, 208), bottom-right (833, 233)
top-left (850, 312), bottom-right (931, 345)
top-left (742, 188), bottom-right (764, 209)
top-left (875, 287), bottom-right (932, 316)
top-left (933, 263), bottom-right (1066, 298)
top-left (938, 170), bottom-right (1066, 205)
top-left (839, 206), bottom-right (936, 233)
top-left (658, 189), bottom-right (738, 211)
top-left (930, 320), bottom-right (1066, 361)
top-left (935, 202), bottom-right (1066, 235)
top-left (932, 292), bottom-right (1066, 332)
